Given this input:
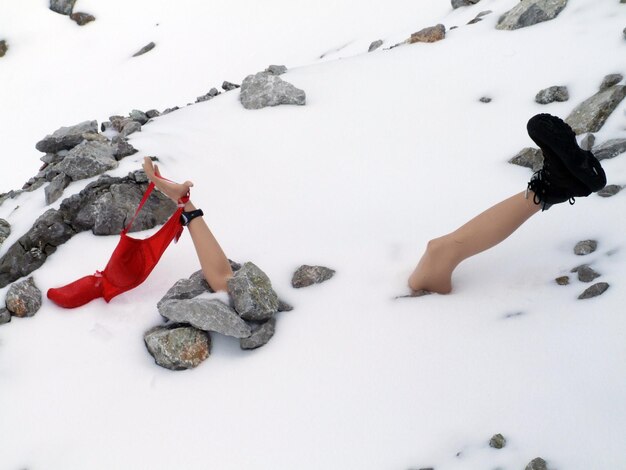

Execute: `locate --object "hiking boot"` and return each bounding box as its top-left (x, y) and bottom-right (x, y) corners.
top-left (526, 113), bottom-right (607, 209)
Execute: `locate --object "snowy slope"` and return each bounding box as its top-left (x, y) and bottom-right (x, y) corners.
top-left (1, 0), bottom-right (625, 469)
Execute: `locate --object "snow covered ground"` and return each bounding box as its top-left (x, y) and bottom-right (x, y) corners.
top-left (1, 0), bottom-right (625, 468)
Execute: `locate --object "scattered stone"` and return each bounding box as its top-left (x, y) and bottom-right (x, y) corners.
top-left (196, 88), bottom-right (220, 103)
top-left (292, 265), bottom-right (336, 288)
top-left (525, 457), bottom-right (548, 470)
top-left (45, 173), bottom-right (71, 205)
top-left (222, 81), bottom-right (240, 91)
top-left (157, 273), bottom-right (212, 310)
top-left (479, 96), bottom-right (492, 103)
top-left (144, 324), bottom-right (210, 370)
top-left (580, 133), bottom-right (595, 150)
top-left (593, 138), bottom-right (626, 161)
top-left (489, 433), bottom-right (506, 449)
top-left (240, 318), bottom-right (276, 350)
top-left (503, 311), bottom-right (525, 319)
top-left (265, 64), bottom-right (288, 75)
top-left (278, 299), bottom-right (294, 312)
top-left (162, 106), bottom-right (179, 115)
top-left (565, 83), bottom-right (626, 134)
top-left (70, 12), bottom-right (95, 26)
top-left (0, 40), bottom-right (8, 58)
top-left (0, 219), bottom-right (10, 245)
top-left (49, 0), bottom-right (76, 15)
top-left (508, 147), bottom-right (543, 171)
top-left (555, 276), bottom-right (570, 285)
top-left (452, 0), bottom-right (480, 7)
top-left (55, 140), bottom-right (118, 181)
top-left (129, 109), bottom-right (149, 125)
top-left (227, 262), bottom-right (279, 321)
top-left (408, 24), bottom-right (446, 44)
top-left (574, 239), bottom-right (597, 255)
top-left (572, 264), bottom-right (601, 282)
top-left (5, 277), bottom-right (42, 318)
top-left (535, 85), bottom-right (569, 104)
top-left (239, 72), bottom-right (306, 110)
top-left (578, 282), bottom-right (609, 299)
top-left (35, 120), bottom-right (98, 153)
top-left (467, 10), bottom-right (493, 24)
top-left (159, 298), bottom-right (251, 338)
top-left (132, 42), bottom-right (156, 57)
top-left (597, 184), bottom-right (622, 197)
top-left (368, 40), bottom-right (383, 52)
top-left (0, 308), bottom-right (10, 325)
top-left (599, 73), bottom-right (623, 92)
top-left (145, 109), bottom-right (160, 119)
top-left (623, 26), bottom-right (626, 39)
top-left (496, 0), bottom-right (568, 30)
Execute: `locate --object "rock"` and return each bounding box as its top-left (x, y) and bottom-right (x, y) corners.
top-left (227, 262), bottom-right (279, 321)
top-left (265, 64), bottom-right (288, 75)
top-left (49, 0), bottom-right (76, 15)
top-left (368, 40), bottom-right (383, 52)
top-left (593, 138), bottom-right (626, 161)
top-left (222, 81), bottom-right (240, 91)
top-left (574, 239), bottom-right (597, 255)
top-left (578, 282), bottom-right (609, 299)
top-left (599, 73), bottom-right (623, 92)
top-left (623, 27), bottom-right (626, 39)
top-left (535, 85), bottom-right (569, 104)
top-left (120, 121), bottom-right (141, 138)
top-left (0, 218), bottom-right (10, 245)
top-left (479, 97), bottom-right (492, 103)
top-left (508, 147), bottom-right (543, 171)
top-left (240, 317), bottom-right (276, 350)
top-left (129, 109), bottom-right (149, 125)
top-left (55, 140), bottom-right (118, 181)
top-left (292, 265), bottom-right (336, 288)
top-left (408, 24), bottom-right (446, 44)
top-left (467, 10), bottom-right (492, 24)
top-left (555, 275), bottom-right (569, 285)
top-left (35, 120), bottom-right (98, 153)
top-left (0, 308), bottom-right (10, 325)
top-left (496, 0), bottom-right (568, 30)
top-left (45, 173), bottom-right (71, 205)
top-left (157, 273), bottom-right (213, 310)
top-left (452, 0), bottom-right (481, 8)
top-left (525, 457), bottom-right (548, 470)
top-left (197, 88), bottom-right (220, 103)
top-left (278, 299), bottom-right (294, 312)
top-left (144, 324), bottom-right (210, 370)
top-left (132, 42), bottom-right (156, 57)
top-left (572, 264), bottom-right (601, 282)
top-left (111, 137), bottom-right (138, 160)
top-left (597, 184), bottom-right (622, 197)
top-left (162, 106), bottom-right (179, 115)
top-left (239, 72), bottom-right (305, 110)
top-left (0, 40), bottom-right (8, 58)
top-left (5, 277), bottom-right (42, 318)
top-left (580, 133), bottom-right (595, 150)
top-left (565, 85), bottom-right (626, 134)
top-left (159, 298), bottom-right (251, 338)
top-left (145, 109), bottom-right (160, 118)
top-left (70, 12), bottom-right (95, 25)
top-left (489, 433), bottom-right (506, 449)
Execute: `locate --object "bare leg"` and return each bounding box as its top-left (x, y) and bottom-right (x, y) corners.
top-left (143, 157), bottom-right (233, 292)
top-left (408, 191), bottom-right (541, 294)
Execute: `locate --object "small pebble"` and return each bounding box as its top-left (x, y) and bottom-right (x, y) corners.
top-left (574, 240), bottom-right (597, 255)
top-left (555, 276), bottom-right (570, 286)
top-left (489, 433), bottom-right (506, 449)
top-left (597, 185), bottom-right (622, 198)
top-left (578, 282), bottom-right (609, 300)
top-left (575, 265), bottom-right (601, 283)
top-left (479, 97), bottom-right (492, 103)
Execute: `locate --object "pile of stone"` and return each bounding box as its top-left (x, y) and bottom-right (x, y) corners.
top-left (555, 240), bottom-right (611, 299)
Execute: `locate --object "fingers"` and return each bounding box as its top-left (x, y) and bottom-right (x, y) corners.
top-left (184, 180), bottom-right (194, 188)
top-left (154, 164), bottom-right (162, 177)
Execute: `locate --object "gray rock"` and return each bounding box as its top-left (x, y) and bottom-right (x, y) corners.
top-left (496, 0), bottom-right (568, 30)
top-left (368, 40), bottom-right (383, 52)
top-left (196, 88), bottom-right (220, 103)
top-left (132, 42), bottom-right (156, 57)
top-left (555, 276), bottom-right (570, 285)
top-left (599, 73), bottom-right (624, 92)
top-left (624, 26), bottom-right (626, 39)
top-left (157, 274), bottom-right (213, 310)
top-left (467, 10), bottom-right (493, 24)
top-left (535, 85), bottom-right (569, 104)
top-left (227, 262), bottom-right (279, 321)
top-left (49, 0), bottom-right (76, 15)
top-left (408, 24), bottom-right (446, 44)
top-left (479, 96), bottom-right (492, 103)
top-left (578, 282), bottom-right (609, 299)
top-left (278, 299), bottom-right (294, 312)
top-left (0, 218), bottom-right (10, 245)
top-left (489, 433), bottom-right (506, 449)
top-left (240, 317), bottom-right (276, 350)
top-left (120, 121), bottom-right (141, 138)
top-left (572, 264), bottom-right (601, 282)
top-left (145, 109), bottom-right (161, 118)
top-left (580, 133), bottom-right (595, 150)
top-left (565, 85), bottom-right (626, 134)
top-left (70, 12), bottom-right (95, 25)
top-left (45, 173), bottom-right (71, 205)
top-left (574, 239), bottom-right (597, 255)
top-left (35, 120), bottom-right (98, 153)
top-left (597, 184), bottom-right (622, 197)
top-left (452, 0), bottom-right (481, 7)
top-left (0, 308), bottom-right (10, 325)
top-left (525, 458), bottom-right (548, 470)
top-left (55, 140), bottom-right (118, 181)
top-left (222, 81), bottom-right (240, 91)
top-left (239, 72), bottom-right (306, 110)
top-left (593, 138), bottom-right (626, 161)
top-left (265, 64), bottom-right (288, 75)
top-left (0, 40), bottom-right (8, 58)
top-left (5, 277), bottom-right (42, 318)
top-left (292, 265), bottom-right (336, 288)
top-left (144, 324), bottom-right (210, 370)
top-left (108, 115), bottom-right (131, 132)
top-left (129, 109), bottom-right (149, 125)
top-left (162, 106), bottom-right (179, 114)
top-left (508, 147), bottom-right (543, 171)
top-left (159, 299), bottom-right (251, 338)
top-left (111, 137), bottom-right (137, 160)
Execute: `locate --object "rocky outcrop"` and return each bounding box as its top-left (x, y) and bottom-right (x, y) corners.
top-left (36, 120), bottom-right (98, 153)
top-left (0, 219), bottom-right (10, 245)
top-left (574, 239), bottom-right (597, 255)
top-left (535, 85), bottom-right (569, 104)
top-left (452, 0), bottom-right (481, 8)
top-left (0, 40), bottom-right (8, 58)
top-left (240, 318), bottom-right (276, 350)
top-left (54, 141), bottom-right (118, 180)
top-left (565, 78), bottom-right (626, 134)
top-left (132, 42), bottom-right (156, 58)
top-left (227, 262), bottom-right (279, 321)
top-left (5, 277), bottom-right (42, 318)
top-left (239, 72), bottom-right (306, 110)
top-left (70, 12), bottom-right (95, 25)
top-left (508, 147), bottom-right (543, 171)
top-left (496, 0), bottom-right (568, 30)
top-left (49, 0), bottom-right (76, 15)
top-left (144, 324), bottom-right (210, 370)
top-left (594, 138), bottom-right (626, 161)
top-left (408, 24), bottom-right (446, 44)
top-left (44, 173), bottom-right (71, 205)
top-left (291, 265), bottom-right (336, 288)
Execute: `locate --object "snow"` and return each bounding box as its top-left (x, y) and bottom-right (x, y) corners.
top-left (1, 0), bottom-right (626, 469)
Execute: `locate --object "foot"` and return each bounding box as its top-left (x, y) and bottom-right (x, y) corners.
top-left (143, 157), bottom-right (193, 202)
